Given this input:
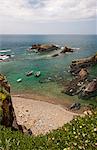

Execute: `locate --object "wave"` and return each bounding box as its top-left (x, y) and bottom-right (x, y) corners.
top-left (72, 48), bottom-right (80, 50)
top-left (0, 49), bottom-right (11, 53)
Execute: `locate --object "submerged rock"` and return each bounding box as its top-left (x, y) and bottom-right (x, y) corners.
top-left (52, 53), bottom-right (59, 57)
top-left (64, 78), bottom-right (80, 96)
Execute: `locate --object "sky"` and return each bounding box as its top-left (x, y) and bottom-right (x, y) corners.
top-left (0, 0), bottom-right (97, 34)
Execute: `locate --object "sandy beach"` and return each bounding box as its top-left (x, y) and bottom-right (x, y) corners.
top-left (12, 95), bottom-right (79, 135)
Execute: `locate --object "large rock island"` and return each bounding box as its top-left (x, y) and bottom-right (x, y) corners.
top-left (28, 44), bottom-right (59, 52)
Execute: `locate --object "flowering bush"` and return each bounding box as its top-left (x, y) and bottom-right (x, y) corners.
top-left (0, 109), bottom-right (97, 150)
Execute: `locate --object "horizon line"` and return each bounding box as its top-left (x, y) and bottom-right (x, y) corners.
top-left (0, 33), bottom-right (97, 35)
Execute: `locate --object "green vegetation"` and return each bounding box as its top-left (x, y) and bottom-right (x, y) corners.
top-left (0, 110), bottom-right (97, 150)
top-left (0, 92), bottom-right (7, 101)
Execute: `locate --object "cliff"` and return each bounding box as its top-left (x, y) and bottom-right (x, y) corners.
top-left (0, 74), bottom-right (19, 129)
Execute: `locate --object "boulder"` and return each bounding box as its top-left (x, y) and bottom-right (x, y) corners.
top-left (78, 68), bottom-right (88, 80)
top-left (84, 79), bottom-right (97, 93)
top-left (70, 103), bottom-right (81, 110)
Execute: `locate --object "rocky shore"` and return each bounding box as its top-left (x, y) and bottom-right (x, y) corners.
top-left (64, 53), bottom-right (97, 99)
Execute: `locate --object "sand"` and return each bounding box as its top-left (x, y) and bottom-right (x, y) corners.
top-left (12, 96), bottom-right (79, 135)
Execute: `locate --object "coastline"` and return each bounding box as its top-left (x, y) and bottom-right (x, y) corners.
top-left (11, 92), bottom-right (79, 112)
top-left (11, 91), bottom-right (89, 114)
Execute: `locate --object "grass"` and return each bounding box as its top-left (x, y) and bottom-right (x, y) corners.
top-left (0, 109), bottom-right (97, 150)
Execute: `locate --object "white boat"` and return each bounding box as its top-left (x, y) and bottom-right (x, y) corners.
top-left (0, 55), bottom-right (9, 60)
top-left (34, 71), bottom-right (41, 77)
top-left (26, 70), bottom-right (33, 76)
top-left (17, 78), bottom-right (22, 82)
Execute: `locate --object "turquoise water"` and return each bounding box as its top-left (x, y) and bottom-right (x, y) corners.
top-left (0, 34), bottom-right (97, 105)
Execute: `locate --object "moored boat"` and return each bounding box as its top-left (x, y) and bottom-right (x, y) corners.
top-left (34, 71), bottom-right (41, 77)
top-left (17, 78), bottom-right (22, 82)
top-left (26, 70), bottom-right (33, 76)
top-left (0, 55), bottom-right (9, 61)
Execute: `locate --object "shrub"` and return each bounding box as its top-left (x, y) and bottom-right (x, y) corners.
top-left (0, 109), bottom-right (97, 150)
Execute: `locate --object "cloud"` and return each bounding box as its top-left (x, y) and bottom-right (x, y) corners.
top-left (0, 0), bottom-right (96, 23)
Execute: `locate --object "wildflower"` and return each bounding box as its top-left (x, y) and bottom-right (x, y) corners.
top-left (82, 133), bottom-right (86, 137)
top-left (78, 146), bottom-right (83, 149)
top-left (73, 131), bottom-right (76, 134)
top-left (94, 128), bottom-right (97, 132)
top-left (73, 143), bottom-right (77, 146)
top-left (80, 126), bottom-right (82, 128)
top-left (85, 140), bottom-right (88, 143)
top-left (95, 143), bottom-right (97, 146)
top-left (63, 147), bottom-right (70, 150)
top-left (52, 137), bottom-right (54, 140)
top-left (75, 136), bottom-right (78, 139)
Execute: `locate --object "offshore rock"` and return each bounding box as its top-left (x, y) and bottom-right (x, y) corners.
top-left (61, 46), bottom-right (74, 53)
top-left (30, 44), bottom-right (59, 52)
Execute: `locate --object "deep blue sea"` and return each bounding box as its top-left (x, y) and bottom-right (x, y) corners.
top-left (0, 34), bottom-right (97, 105)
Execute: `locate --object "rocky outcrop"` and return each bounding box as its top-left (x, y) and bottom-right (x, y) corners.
top-left (70, 54), bottom-right (97, 75)
top-left (64, 53), bottom-right (97, 99)
top-left (0, 74), bottom-right (18, 128)
top-left (81, 79), bottom-right (97, 98)
top-left (61, 46), bottom-right (74, 53)
top-left (29, 44), bottom-right (59, 52)
top-left (84, 79), bottom-right (97, 93)
top-left (0, 74), bottom-right (32, 135)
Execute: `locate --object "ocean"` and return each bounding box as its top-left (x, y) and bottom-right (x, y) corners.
top-left (0, 34), bottom-right (97, 105)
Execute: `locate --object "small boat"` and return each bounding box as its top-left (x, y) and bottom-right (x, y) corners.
top-left (26, 71), bottom-right (33, 76)
top-left (0, 55), bottom-right (9, 60)
top-left (34, 71), bottom-right (41, 77)
top-left (17, 78), bottom-right (22, 82)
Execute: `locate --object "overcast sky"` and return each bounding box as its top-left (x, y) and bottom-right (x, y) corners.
top-left (0, 0), bottom-right (97, 34)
